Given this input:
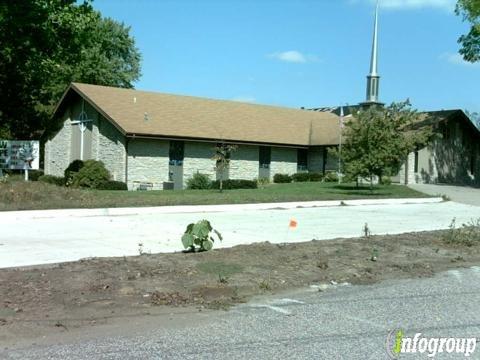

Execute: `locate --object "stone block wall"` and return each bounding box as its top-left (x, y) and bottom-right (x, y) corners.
top-left (127, 138), bottom-right (169, 190)
top-left (183, 142), bottom-right (216, 186)
top-left (271, 147), bottom-right (297, 176)
top-left (229, 145), bottom-right (259, 180)
top-left (44, 111), bottom-right (72, 177)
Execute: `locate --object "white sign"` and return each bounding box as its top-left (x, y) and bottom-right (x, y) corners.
top-left (0, 140), bottom-right (40, 170)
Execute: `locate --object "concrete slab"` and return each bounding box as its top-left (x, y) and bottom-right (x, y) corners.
top-left (0, 200), bottom-right (479, 269)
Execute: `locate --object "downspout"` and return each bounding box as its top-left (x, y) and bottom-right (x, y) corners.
top-left (125, 137), bottom-right (130, 187)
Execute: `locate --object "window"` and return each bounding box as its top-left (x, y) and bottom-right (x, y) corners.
top-left (297, 149), bottom-right (308, 172)
top-left (169, 140), bottom-right (184, 166)
top-left (414, 151), bottom-right (419, 173)
top-left (259, 146), bottom-right (271, 169)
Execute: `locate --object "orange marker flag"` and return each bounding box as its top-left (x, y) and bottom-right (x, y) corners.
top-left (289, 218), bottom-right (298, 229)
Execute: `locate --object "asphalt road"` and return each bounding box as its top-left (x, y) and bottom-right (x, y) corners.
top-left (2, 200), bottom-right (480, 268)
top-left (3, 267), bottom-right (480, 359)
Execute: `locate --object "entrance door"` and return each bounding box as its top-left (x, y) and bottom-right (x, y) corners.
top-left (169, 140), bottom-right (184, 190)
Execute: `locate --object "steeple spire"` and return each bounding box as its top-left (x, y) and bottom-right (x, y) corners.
top-left (362, 0), bottom-right (383, 106)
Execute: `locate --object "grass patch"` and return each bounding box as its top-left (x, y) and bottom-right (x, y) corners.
top-left (196, 261), bottom-right (244, 277)
top-left (0, 181), bottom-right (430, 211)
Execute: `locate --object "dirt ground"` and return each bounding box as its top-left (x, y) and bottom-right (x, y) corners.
top-left (1, 230), bottom-right (479, 347)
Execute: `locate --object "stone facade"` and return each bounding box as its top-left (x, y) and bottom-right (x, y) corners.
top-left (229, 145), bottom-right (259, 180)
top-left (96, 115), bottom-right (126, 181)
top-left (271, 147), bottom-right (297, 176)
top-left (127, 138), bottom-right (169, 190)
top-left (183, 142), bottom-right (216, 186)
top-left (45, 111), bottom-right (72, 177)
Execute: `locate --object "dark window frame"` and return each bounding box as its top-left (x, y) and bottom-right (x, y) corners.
top-left (169, 140), bottom-right (184, 166)
top-left (297, 148), bottom-right (308, 172)
top-left (259, 146), bottom-right (271, 169)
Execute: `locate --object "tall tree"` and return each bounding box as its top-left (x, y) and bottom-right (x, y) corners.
top-left (0, 0), bottom-right (141, 140)
top-left (339, 102), bottom-right (431, 187)
top-left (456, 0), bottom-right (480, 62)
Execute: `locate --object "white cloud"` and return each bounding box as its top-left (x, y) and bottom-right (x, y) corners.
top-left (350, 0), bottom-right (456, 11)
top-left (268, 50), bottom-right (319, 64)
top-left (231, 96), bottom-right (256, 103)
top-left (440, 52), bottom-right (480, 67)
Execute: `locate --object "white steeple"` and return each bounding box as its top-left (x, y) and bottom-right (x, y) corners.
top-left (363, 0), bottom-right (382, 106)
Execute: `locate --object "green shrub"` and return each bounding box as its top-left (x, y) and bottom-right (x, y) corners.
top-left (64, 160), bottom-right (85, 185)
top-left (97, 180), bottom-right (128, 190)
top-left (273, 173), bottom-right (292, 183)
top-left (28, 170), bottom-right (43, 181)
top-left (38, 175), bottom-right (65, 186)
top-left (292, 172), bottom-right (310, 182)
top-left (71, 160), bottom-right (110, 189)
top-left (323, 171), bottom-right (339, 182)
top-left (308, 172), bottom-right (323, 182)
top-left (186, 172), bottom-right (211, 190)
top-left (381, 176), bottom-right (392, 185)
top-left (181, 219), bottom-right (222, 252)
top-left (210, 179), bottom-right (257, 190)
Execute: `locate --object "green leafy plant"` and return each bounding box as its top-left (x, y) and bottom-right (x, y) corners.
top-left (71, 160), bottom-right (111, 189)
top-left (186, 172), bottom-right (211, 190)
top-left (273, 173), bottom-right (292, 183)
top-left (181, 220), bottom-right (222, 252)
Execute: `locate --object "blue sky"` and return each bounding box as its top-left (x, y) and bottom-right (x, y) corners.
top-left (93, 0), bottom-right (479, 113)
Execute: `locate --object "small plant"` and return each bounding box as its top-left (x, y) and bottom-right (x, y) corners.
top-left (0, 173), bottom-right (8, 184)
top-left (182, 219), bottom-right (222, 252)
top-left (273, 173), bottom-right (292, 183)
top-left (442, 218), bottom-right (480, 247)
top-left (186, 172), bottom-right (211, 190)
top-left (441, 194), bottom-right (451, 202)
top-left (371, 248), bottom-right (379, 261)
top-left (258, 279), bottom-right (272, 291)
top-left (363, 223), bottom-right (371, 238)
top-left (138, 242), bottom-right (144, 255)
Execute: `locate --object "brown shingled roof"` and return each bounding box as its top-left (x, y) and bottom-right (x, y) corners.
top-left (54, 83), bottom-right (340, 147)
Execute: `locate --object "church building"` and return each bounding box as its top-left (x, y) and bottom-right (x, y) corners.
top-left (44, 3), bottom-right (480, 189)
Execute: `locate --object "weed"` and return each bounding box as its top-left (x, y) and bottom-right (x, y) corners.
top-left (258, 280), bottom-right (272, 291)
top-left (138, 243), bottom-right (144, 255)
top-left (363, 223), bottom-right (372, 238)
top-left (371, 248), bottom-right (379, 261)
top-left (442, 218), bottom-right (480, 247)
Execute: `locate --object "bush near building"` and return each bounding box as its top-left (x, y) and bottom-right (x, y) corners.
top-left (38, 175), bottom-right (65, 186)
top-left (71, 160), bottom-right (110, 189)
top-left (273, 174), bottom-right (292, 183)
top-left (186, 172), bottom-right (211, 190)
top-left (210, 179), bottom-right (257, 190)
top-left (97, 180), bottom-right (128, 191)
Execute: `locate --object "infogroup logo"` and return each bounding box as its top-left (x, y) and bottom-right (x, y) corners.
top-left (386, 329), bottom-right (477, 358)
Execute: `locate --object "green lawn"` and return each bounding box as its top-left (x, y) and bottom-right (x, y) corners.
top-left (0, 180), bottom-right (431, 211)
